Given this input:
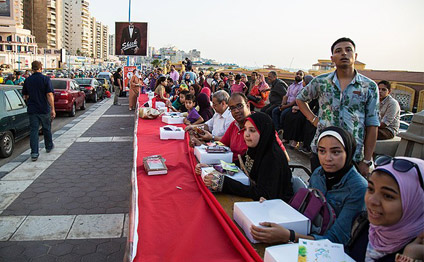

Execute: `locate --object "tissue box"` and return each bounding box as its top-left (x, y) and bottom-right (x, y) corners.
top-left (162, 113), bottom-right (184, 124)
top-left (194, 145), bottom-right (233, 164)
top-left (234, 199), bottom-right (310, 243)
top-left (159, 125), bottom-right (185, 140)
top-left (201, 167), bottom-right (250, 186)
top-left (264, 242), bottom-right (356, 262)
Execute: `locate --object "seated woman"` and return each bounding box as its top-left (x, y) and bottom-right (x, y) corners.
top-left (196, 112), bottom-right (293, 202)
top-left (347, 156), bottom-right (424, 262)
top-left (247, 73), bottom-right (270, 111)
top-left (154, 76), bottom-right (170, 104)
top-left (250, 126), bottom-right (367, 245)
top-left (197, 93), bottom-right (214, 122)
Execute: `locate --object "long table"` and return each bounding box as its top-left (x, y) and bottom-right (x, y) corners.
top-left (127, 94), bottom-right (263, 262)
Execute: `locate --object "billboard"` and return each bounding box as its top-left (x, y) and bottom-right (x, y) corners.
top-left (115, 22), bottom-right (147, 56)
top-left (0, 0), bottom-right (14, 25)
top-left (124, 66), bottom-right (137, 91)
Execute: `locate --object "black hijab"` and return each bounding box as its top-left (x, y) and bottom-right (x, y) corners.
top-left (244, 112), bottom-right (293, 201)
top-left (317, 126), bottom-right (356, 190)
top-left (197, 93), bottom-right (214, 122)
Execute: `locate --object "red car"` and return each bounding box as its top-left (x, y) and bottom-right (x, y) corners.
top-left (51, 79), bottom-right (86, 117)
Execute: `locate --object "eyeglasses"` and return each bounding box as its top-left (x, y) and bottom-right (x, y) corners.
top-left (375, 155), bottom-right (423, 190)
top-left (229, 103), bottom-right (245, 112)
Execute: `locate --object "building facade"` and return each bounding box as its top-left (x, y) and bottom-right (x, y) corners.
top-left (62, 0), bottom-right (91, 56)
top-left (23, 0), bottom-right (63, 49)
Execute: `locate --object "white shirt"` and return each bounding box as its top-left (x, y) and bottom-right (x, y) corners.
top-left (129, 26), bottom-right (134, 38)
top-left (205, 108), bottom-right (234, 137)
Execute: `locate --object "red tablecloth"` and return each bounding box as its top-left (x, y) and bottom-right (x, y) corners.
top-left (133, 94), bottom-right (262, 262)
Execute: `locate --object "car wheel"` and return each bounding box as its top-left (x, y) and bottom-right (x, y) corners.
top-left (80, 99), bottom-right (86, 110)
top-left (93, 92), bottom-right (98, 102)
top-left (69, 103), bottom-right (76, 117)
top-left (0, 131), bottom-right (14, 158)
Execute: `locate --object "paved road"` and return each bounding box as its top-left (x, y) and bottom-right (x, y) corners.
top-left (0, 101), bottom-right (97, 168)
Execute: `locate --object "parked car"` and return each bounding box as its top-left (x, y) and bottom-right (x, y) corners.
top-left (74, 78), bottom-right (103, 102)
top-left (0, 85), bottom-right (30, 158)
top-left (51, 79), bottom-right (86, 117)
top-left (46, 72), bottom-right (55, 78)
top-left (96, 78), bottom-right (110, 94)
top-left (399, 120), bottom-right (410, 133)
top-left (97, 72), bottom-right (113, 86)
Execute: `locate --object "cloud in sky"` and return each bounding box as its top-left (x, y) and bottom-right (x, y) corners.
top-left (90, 0), bottom-right (424, 71)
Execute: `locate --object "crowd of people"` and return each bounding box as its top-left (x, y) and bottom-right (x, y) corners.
top-left (135, 38), bottom-right (422, 262)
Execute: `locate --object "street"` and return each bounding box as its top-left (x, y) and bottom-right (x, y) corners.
top-left (0, 101), bottom-right (97, 168)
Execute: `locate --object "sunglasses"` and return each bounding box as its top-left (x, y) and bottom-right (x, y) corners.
top-left (374, 155), bottom-right (423, 190)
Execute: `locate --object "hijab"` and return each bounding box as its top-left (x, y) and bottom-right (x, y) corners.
top-left (369, 157), bottom-right (424, 253)
top-left (255, 74), bottom-right (269, 91)
top-left (317, 126), bottom-right (356, 190)
top-left (197, 93), bottom-right (214, 122)
top-left (200, 87), bottom-right (211, 98)
top-left (245, 112), bottom-right (293, 201)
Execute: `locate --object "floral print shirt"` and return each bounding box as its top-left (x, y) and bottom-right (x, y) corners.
top-left (297, 70), bottom-right (380, 162)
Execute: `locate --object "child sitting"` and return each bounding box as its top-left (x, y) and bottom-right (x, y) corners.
top-left (183, 94), bottom-right (204, 125)
top-left (171, 90), bottom-right (189, 112)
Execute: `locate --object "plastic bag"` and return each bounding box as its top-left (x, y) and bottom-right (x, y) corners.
top-left (139, 107), bottom-right (161, 119)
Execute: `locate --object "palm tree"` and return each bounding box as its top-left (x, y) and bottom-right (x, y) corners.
top-left (151, 59), bottom-right (161, 68)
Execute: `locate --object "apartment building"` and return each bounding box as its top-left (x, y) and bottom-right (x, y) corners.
top-left (23, 0), bottom-right (63, 49)
top-left (62, 0), bottom-right (91, 56)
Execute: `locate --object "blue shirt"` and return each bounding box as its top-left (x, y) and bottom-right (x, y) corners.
top-left (309, 166), bottom-right (367, 245)
top-left (22, 72), bottom-right (54, 114)
top-left (297, 70), bottom-right (380, 162)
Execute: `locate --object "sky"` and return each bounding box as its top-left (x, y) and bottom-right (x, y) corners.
top-left (90, 0), bottom-right (424, 72)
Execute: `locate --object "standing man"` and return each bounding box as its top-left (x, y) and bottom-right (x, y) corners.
top-left (296, 37), bottom-right (379, 176)
top-left (377, 80), bottom-right (400, 140)
top-left (22, 61), bottom-right (55, 161)
top-left (261, 71), bottom-right (288, 116)
top-left (272, 70), bottom-right (304, 132)
top-left (113, 68), bottom-right (123, 105)
top-left (169, 65), bottom-right (179, 84)
top-left (185, 58), bottom-right (192, 72)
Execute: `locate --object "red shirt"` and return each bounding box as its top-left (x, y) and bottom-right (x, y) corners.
top-left (220, 121), bottom-right (247, 162)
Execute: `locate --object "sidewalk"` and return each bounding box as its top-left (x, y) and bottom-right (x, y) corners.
top-left (0, 96), bottom-right (135, 262)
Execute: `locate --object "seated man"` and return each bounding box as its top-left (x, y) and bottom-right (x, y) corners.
top-left (185, 90), bottom-right (234, 142)
top-left (378, 80), bottom-right (400, 140)
top-left (272, 70), bottom-right (304, 133)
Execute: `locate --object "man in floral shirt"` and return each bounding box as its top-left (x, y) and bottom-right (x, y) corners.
top-left (296, 37), bottom-right (379, 176)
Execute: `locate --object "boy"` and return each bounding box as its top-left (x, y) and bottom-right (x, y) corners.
top-left (171, 90), bottom-right (189, 112)
top-left (183, 94), bottom-right (204, 125)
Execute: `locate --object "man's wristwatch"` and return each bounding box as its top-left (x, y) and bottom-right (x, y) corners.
top-left (362, 159), bottom-right (373, 167)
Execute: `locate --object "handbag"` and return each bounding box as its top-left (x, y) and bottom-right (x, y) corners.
top-left (139, 107), bottom-right (161, 119)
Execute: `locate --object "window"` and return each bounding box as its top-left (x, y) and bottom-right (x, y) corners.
top-left (5, 90), bottom-right (25, 110)
top-left (6, 35), bottom-right (12, 41)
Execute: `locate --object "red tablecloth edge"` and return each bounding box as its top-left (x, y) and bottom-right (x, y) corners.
top-left (186, 132), bottom-right (263, 262)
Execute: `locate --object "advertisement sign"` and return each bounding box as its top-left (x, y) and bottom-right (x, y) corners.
top-left (152, 54), bottom-right (162, 59)
top-left (124, 66), bottom-right (137, 91)
top-left (0, 0), bottom-right (14, 25)
top-left (115, 22), bottom-right (148, 56)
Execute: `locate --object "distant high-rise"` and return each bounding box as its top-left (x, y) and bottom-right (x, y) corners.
top-left (108, 34), bottom-right (115, 57)
top-left (23, 0), bottom-right (63, 49)
top-left (90, 18), bottom-right (108, 59)
top-left (62, 0), bottom-right (91, 56)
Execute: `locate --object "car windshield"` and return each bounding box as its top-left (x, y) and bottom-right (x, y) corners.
top-left (75, 79), bottom-right (92, 85)
top-left (97, 79), bottom-right (105, 84)
top-left (51, 80), bottom-right (67, 89)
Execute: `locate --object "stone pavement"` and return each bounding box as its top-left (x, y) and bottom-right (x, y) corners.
top-left (0, 96), bottom-right (135, 262)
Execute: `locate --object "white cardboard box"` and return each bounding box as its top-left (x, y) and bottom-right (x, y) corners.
top-left (162, 114), bottom-right (184, 124)
top-left (159, 125), bottom-right (185, 140)
top-left (201, 167), bottom-right (250, 186)
top-left (234, 199), bottom-right (310, 243)
top-left (264, 242), bottom-right (355, 262)
top-left (194, 145), bottom-right (233, 164)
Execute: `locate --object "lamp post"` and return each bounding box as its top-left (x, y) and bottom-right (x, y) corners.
top-left (127, 0), bottom-right (131, 67)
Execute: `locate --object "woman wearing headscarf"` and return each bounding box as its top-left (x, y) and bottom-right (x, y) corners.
top-left (129, 69), bottom-right (141, 111)
top-left (196, 93), bottom-right (214, 123)
top-left (247, 73), bottom-right (270, 111)
top-left (251, 126), bottom-right (367, 245)
top-left (199, 112), bottom-right (293, 202)
top-left (189, 83), bottom-right (201, 102)
top-left (347, 156), bottom-right (424, 262)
